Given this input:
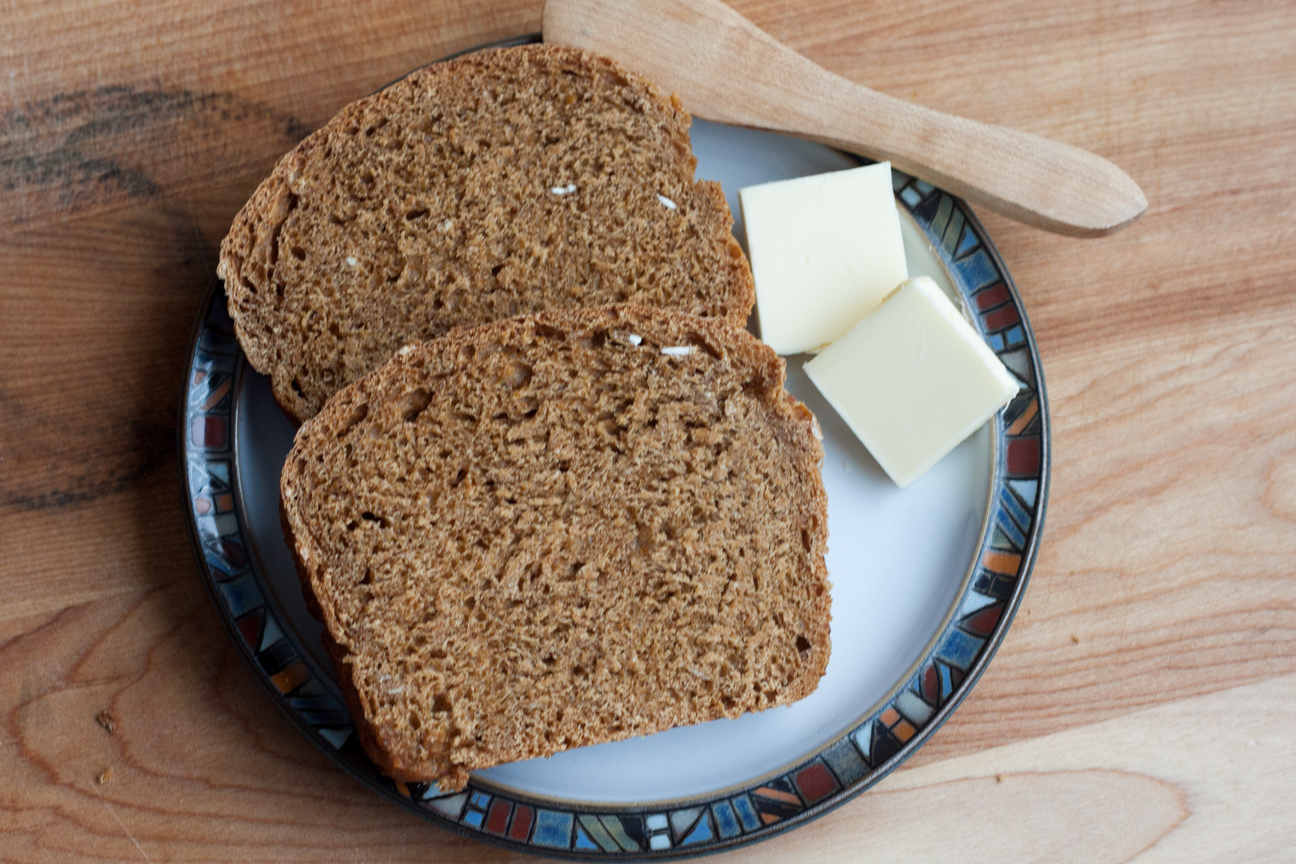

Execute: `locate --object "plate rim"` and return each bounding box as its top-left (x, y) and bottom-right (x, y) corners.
top-left (178, 32), bottom-right (1049, 860)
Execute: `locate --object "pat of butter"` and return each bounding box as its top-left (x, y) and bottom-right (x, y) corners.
top-left (739, 163), bottom-right (908, 355)
top-left (804, 276), bottom-right (1020, 488)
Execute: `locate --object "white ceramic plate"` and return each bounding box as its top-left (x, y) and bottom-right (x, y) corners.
top-left (180, 35), bottom-right (1048, 859)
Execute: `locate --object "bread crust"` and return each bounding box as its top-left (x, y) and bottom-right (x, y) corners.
top-left (280, 305), bottom-right (829, 790)
top-left (220, 44), bottom-right (755, 424)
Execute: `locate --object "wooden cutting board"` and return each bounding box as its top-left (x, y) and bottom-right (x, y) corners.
top-left (2, 0), bottom-right (1294, 861)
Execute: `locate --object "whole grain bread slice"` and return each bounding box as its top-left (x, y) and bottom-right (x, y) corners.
top-left (280, 305), bottom-right (830, 790)
top-left (219, 44), bottom-right (754, 423)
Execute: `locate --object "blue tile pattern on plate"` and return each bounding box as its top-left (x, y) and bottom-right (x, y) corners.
top-left (939, 664), bottom-right (957, 701)
top-left (1000, 486), bottom-right (1032, 531)
top-left (531, 810), bottom-right (573, 849)
top-left (574, 825), bottom-right (599, 851)
top-left (645, 812), bottom-right (672, 850)
top-left (219, 574), bottom-right (262, 619)
top-left (1010, 479), bottom-right (1039, 508)
top-left (995, 509), bottom-right (1027, 548)
top-left (959, 589), bottom-right (1000, 618)
top-left (712, 801), bottom-right (741, 839)
top-left (681, 813), bottom-right (714, 846)
top-left (953, 248), bottom-right (1000, 292)
top-left (731, 794), bottom-right (762, 833)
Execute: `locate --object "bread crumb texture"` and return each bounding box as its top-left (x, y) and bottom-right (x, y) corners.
top-left (220, 45), bottom-right (754, 422)
top-left (281, 306), bottom-right (830, 790)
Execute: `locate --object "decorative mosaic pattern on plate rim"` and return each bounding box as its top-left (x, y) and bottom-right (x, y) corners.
top-left (178, 32), bottom-right (1049, 862)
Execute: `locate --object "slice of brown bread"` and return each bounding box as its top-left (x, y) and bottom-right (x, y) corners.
top-left (219, 44), bottom-right (754, 423)
top-left (280, 305), bottom-right (830, 790)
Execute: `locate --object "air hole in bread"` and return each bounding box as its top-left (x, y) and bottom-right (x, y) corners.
top-left (685, 331), bottom-right (722, 359)
top-left (499, 362), bottom-right (532, 391)
top-left (578, 329), bottom-right (608, 349)
top-left (402, 388), bottom-right (432, 422)
top-left (337, 402), bottom-right (368, 437)
top-left (534, 324), bottom-right (566, 341)
top-left (634, 523), bottom-right (654, 554)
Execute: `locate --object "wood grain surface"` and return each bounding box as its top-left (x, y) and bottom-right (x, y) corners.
top-left (2, 0), bottom-right (1293, 861)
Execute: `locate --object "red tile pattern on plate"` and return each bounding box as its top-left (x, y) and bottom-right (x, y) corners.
top-left (983, 304), bottom-right (1021, 331)
top-left (1007, 438), bottom-right (1041, 476)
top-left (974, 283), bottom-right (1010, 310)
top-left (508, 804), bottom-right (534, 841)
top-left (485, 799), bottom-right (511, 835)
top-left (793, 762), bottom-right (840, 804)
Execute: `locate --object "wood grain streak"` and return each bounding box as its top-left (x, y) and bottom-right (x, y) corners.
top-left (749, 674), bottom-right (1296, 863)
top-left (1, 0), bottom-right (1293, 859)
